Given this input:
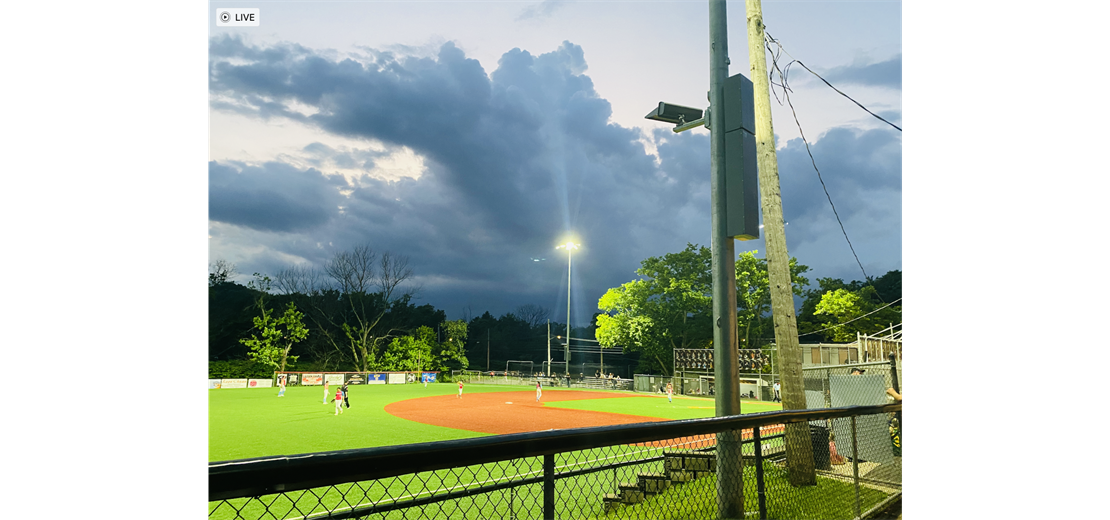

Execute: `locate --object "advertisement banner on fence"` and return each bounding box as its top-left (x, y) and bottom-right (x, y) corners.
top-left (209, 379), bottom-right (222, 389)
top-left (301, 374), bottom-right (323, 386)
top-left (324, 374), bottom-right (345, 386)
top-left (367, 373), bottom-right (386, 384)
top-left (345, 373), bottom-right (366, 385)
top-left (422, 372), bottom-right (437, 384)
top-left (248, 379), bottom-right (273, 388)
top-left (387, 373), bottom-right (406, 385)
top-left (222, 378), bottom-right (248, 389)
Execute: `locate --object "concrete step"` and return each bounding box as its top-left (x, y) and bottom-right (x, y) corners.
top-left (637, 472), bottom-right (672, 494)
top-left (602, 493), bottom-right (624, 512)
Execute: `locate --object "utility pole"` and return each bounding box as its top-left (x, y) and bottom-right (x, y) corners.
top-left (708, 1), bottom-right (743, 518)
top-left (487, 329), bottom-right (490, 372)
top-left (745, 0), bottom-right (816, 485)
top-left (547, 320), bottom-right (551, 376)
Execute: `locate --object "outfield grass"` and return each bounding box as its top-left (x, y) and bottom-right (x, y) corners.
top-left (209, 383), bottom-right (519, 461)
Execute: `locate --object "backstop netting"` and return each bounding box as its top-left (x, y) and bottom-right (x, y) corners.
top-left (505, 360), bottom-right (535, 377)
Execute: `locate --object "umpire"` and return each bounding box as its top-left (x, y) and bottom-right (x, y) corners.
top-left (341, 382), bottom-right (350, 408)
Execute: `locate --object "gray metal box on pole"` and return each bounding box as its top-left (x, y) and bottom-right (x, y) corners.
top-left (723, 73), bottom-right (759, 241)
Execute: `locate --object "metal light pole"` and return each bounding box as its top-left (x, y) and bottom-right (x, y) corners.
top-left (707, 1), bottom-right (743, 517)
top-left (642, 3), bottom-right (751, 514)
top-left (556, 241), bottom-right (579, 376)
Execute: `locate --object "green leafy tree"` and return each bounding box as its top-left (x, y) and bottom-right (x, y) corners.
top-left (239, 301), bottom-right (309, 372)
top-left (435, 320), bottom-right (470, 371)
top-left (381, 326), bottom-right (435, 372)
top-left (597, 245), bottom-right (809, 375)
top-left (814, 285), bottom-right (902, 341)
top-left (735, 250), bottom-right (810, 347)
top-left (596, 244), bottom-right (714, 375)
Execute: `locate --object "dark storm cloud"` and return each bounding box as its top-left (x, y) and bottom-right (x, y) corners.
top-left (209, 161), bottom-right (345, 233)
top-left (775, 127), bottom-right (902, 280)
top-left (820, 55), bottom-right (902, 89)
top-left (209, 36), bottom-right (899, 319)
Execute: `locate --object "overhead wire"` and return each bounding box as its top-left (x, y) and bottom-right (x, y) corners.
top-left (797, 297), bottom-right (902, 338)
top-left (765, 31), bottom-right (901, 132)
top-left (764, 31), bottom-right (873, 287)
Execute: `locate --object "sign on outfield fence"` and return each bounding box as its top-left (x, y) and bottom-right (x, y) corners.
top-left (301, 374), bottom-right (323, 385)
top-left (208, 379), bottom-right (222, 389)
top-left (222, 378), bottom-right (248, 388)
top-left (248, 379), bottom-right (273, 388)
top-left (325, 374), bottom-right (345, 386)
top-left (367, 373), bottom-right (386, 384)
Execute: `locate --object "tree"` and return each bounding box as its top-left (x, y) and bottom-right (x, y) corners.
top-left (596, 244), bottom-right (809, 374)
top-left (275, 245), bottom-right (416, 373)
top-left (797, 271), bottom-right (902, 342)
top-left (435, 320), bottom-right (470, 371)
top-left (209, 259), bottom-right (237, 287)
top-left (735, 250), bottom-right (809, 347)
top-left (240, 301), bottom-right (309, 373)
top-left (596, 244), bottom-right (714, 375)
top-left (381, 326), bottom-right (435, 372)
top-left (815, 286), bottom-right (901, 341)
top-left (514, 304), bottom-right (551, 329)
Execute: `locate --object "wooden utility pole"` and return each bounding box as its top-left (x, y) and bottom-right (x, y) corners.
top-left (745, 0), bottom-right (816, 485)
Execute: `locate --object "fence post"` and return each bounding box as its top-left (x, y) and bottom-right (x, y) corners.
top-left (851, 416), bottom-right (860, 519)
top-left (753, 427), bottom-right (767, 520)
top-left (509, 457), bottom-right (517, 520)
top-left (544, 454), bottom-right (555, 520)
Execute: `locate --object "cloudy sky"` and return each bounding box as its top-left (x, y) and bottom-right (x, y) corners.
top-left (208, 0), bottom-right (902, 325)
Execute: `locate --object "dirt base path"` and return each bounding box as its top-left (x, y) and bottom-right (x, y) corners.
top-left (385, 390), bottom-right (668, 435)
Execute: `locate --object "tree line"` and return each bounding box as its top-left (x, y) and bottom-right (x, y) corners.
top-left (209, 246), bottom-right (605, 377)
top-left (210, 244), bottom-right (899, 378)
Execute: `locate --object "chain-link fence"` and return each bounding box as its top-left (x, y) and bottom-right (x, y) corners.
top-left (452, 370), bottom-right (542, 387)
top-left (542, 362), bottom-right (630, 380)
top-left (801, 357), bottom-right (902, 491)
top-left (210, 403), bottom-right (901, 520)
top-left (454, 370), bottom-right (633, 391)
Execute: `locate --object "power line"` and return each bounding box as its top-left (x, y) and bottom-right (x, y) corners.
top-left (765, 32), bottom-right (901, 132)
top-left (764, 33), bottom-right (872, 286)
top-left (798, 298), bottom-right (902, 338)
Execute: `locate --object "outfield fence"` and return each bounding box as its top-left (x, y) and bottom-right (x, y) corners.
top-left (209, 402), bottom-right (902, 520)
top-left (452, 371), bottom-right (633, 391)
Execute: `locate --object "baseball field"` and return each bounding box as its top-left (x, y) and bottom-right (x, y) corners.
top-left (209, 383), bottom-right (890, 520)
top-left (209, 382), bottom-right (783, 462)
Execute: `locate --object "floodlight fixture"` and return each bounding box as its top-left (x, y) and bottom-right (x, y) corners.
top-left (645, 102), bottom-right (704, 127)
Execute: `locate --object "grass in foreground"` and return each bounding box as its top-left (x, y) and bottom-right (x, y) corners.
top-left (210, 454), bottom-right (891, 520)
top-left (598, 460), bottom-right (890, 520)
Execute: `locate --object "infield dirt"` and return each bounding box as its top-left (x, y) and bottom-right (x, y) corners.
top-left (385, 390), bottom-right (671, 435)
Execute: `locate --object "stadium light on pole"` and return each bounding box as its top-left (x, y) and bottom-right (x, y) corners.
top-left (556, 241), bottom-right (579, 376)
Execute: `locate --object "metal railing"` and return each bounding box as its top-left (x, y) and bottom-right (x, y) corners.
top-left (210, 402), bottom-right (901, 520)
